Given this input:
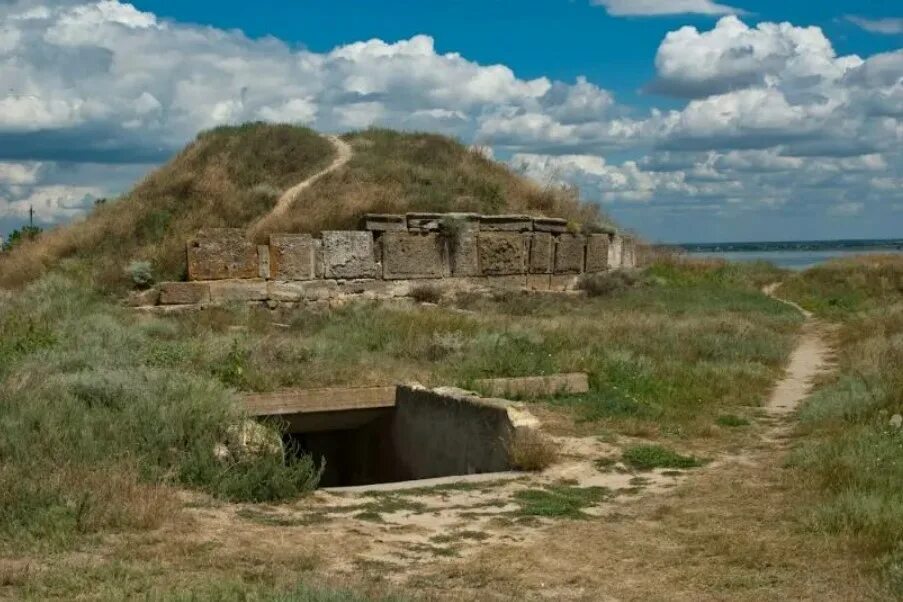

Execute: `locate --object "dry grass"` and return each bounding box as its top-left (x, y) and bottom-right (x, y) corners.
top-left (0, 123), bottom-right (335, 292)
top-left (267, 128), bottom-right (610, 237)
top-left (506, 428), bottom-right (558, 471)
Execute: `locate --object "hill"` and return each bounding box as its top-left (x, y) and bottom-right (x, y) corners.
top-left (0, 124), bottom-right (607, 292)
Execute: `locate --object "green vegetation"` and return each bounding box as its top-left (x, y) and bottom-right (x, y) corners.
top-left (782, 255), bottom-right (903, 594)
top-left (513, 485), bottom-right (610, 518)
top-left (0, 273), bottom-right (321, 552)
top-left (1, 224), bottom-right (42, 252)
top-left (622, 445), bottom-right (704, 471)
top-left (716, 414), bottom-right (750, 427)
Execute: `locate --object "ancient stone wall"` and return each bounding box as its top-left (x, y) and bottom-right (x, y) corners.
top-left (144, 214), bottom-right (637, 307)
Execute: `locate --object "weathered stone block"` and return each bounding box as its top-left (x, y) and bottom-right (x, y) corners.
top-left (322, 231), bottom-right (379, 279)
top-left (533, 217), bottom-right (568, 234)
top-left (486, 274), bottom-right (527, 289)
top-left (257, 245), bottom-right (270, 279)
top-left (127, 288), bottom-right (161, 307)
top-left (608, 234), bottom-right (624, 269)
top-left (406, 213), bottom-right (445, 232)
top-left (480, 215), bottom-right (533, 232)
top-left (268, 280), bottom-right (339, 302)
top-left (209, 280), bottom-right (268, 303)
top-left (361, 214), bottom-right (407, 232)
top-left (621, 237), bottom-right (637, 269)
top-left (381, 232), bottom-right (448, 279)
top-left (159, 282), bottom-right (210, 305)
top-left (269, 234), bottom-right (317, 280)
top-left (585, 234), bottom-right (611, 272)
top-left (478, 232), bottom-right (528, 275)
top-left (527, 274), bottom-right (551, 291)
top-left (554, 234), bottom-right (586, 274)
top-left (443, 216), bottom-right (481, 277)
top-left (550, 274), bottom-right (579, 291)
top-left (186, 228), bottom-right (258, 281)
top-left (528, 232), bottom-right (553, 274)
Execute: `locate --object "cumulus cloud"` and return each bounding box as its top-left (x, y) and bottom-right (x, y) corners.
top-left (846, 16), bottom-right (903, 35)
top-left (591, 0), bottom-right (743, 17)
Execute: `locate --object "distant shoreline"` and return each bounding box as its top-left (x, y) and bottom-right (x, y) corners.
top-left (677, 239), bottom-right (903, 253)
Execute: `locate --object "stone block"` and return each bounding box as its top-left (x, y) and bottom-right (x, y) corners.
top-left (478, 232), bottom-right (528, 275)
top-left (209, 280), bottom-right (268, 303)
top-left (554, 234), bottom-right (586, 274)
top-left (269, 234), bottom-right (317, 280)
top-left (527, 274), bottom-right (551, 291)
top-left (550, 274), bottom-right (579, 291)
top-left (533, 217), bottom-right (568, 234)
top-left (608, 234), bottom-right (624, 269)
top-left (528, 232), bottom-right (553, 274)
top-left (446, 218), bottom-right (481, 277)
top-left (321, 231), bottom-right (379, 279)
top-left (186, 228), bottom-right (258, 281)
top-left (621, 237), bottom-right (637, 269)
top-left (361, 214), bottom-right (407, 232)
top-left (406, 213), bottom-right (445, 232)
top-left (585, 234), bottom-right (611, 272)
top-left (480, 215), bottom-right (533, 232)
top-left (257, 245), bottom-right (270, 279)
top-left (486, 274), bottom-right (527, 289)
top-left (268, 280), bottom-right (339, 302)
top-left (381, 232), bottom-right (448, 279)
top-left (159, 282), bottom-right (210, 305)
top-left (127, 288), bottom-right (161, 307)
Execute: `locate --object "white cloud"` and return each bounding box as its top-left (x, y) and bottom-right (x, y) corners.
top-left (591, 0), bottom-right (743, 17)
top-left (846, 16), bottom-right (903, 35)
top-left (828, 201), bottom-right (865, 217)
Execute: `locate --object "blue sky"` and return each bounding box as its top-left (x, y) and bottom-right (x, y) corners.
top-left (0, 0), bottom-right (901, 243)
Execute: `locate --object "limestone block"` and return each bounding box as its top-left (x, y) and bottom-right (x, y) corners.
top-left (361, 214), bottom-right (407, 232)
top-left (186, 228), bottom-right (258, 281)
top-left (550, 274), bottom-right (579, 291)
top-left (127, 288), bottom-right (161, 307)
top-left (486, 274), bottom-right (527, 289)
top-left (478, 232), bottom-right (528, 275)
top-left (533, 217), bottom-right (568, 234)
top-left (268, 280), bottom-right (339, 302)
top-left (321, 231), bottom-right (379, 279)
top-left (480, 215), bottom-right (533, 232)
top-left (257, 245), bottom-right (270, 279)
top-left (340, 279), bottom-right (419, 298)
top-left (159, 282), bottom-right (210, 305)
top-left (445, 217), bottom-right (481, 277)
top-left (406, 213), bottom-right (445, 232)
top-left (585, 234), bottom-right (611, 272)
top-left (528, 232), bottom-right (553, 274)
top-left (554, 234), bottom-right (586, 274)
top-left (381, 232), bottom-right (448, 279)
top-left (269, 234), bottom-right (317, 280)
top-left (527, 274), bottom-right (551, 291)
top-left (608, 234), bottom-right (624, 269)
top-left (209, 280), bottom-right (268, 303)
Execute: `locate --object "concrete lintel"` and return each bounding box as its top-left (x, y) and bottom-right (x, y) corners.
top-left (243, 386), bottom-right (398, 416)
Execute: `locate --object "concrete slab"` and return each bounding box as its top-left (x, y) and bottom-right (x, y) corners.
top-left (243, 386), bottom-right (398, 416)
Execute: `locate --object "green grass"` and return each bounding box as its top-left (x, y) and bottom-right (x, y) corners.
top-left (0, 274), bottom-right (321, 552)
top-left (782, 255), bottom-right (903, 594)
top-left (716, 414), bottom-right (750, 427)
top-left (513, 485), bottom-right (610, 518)
top-left (622, 445), bottom-right (705, 471)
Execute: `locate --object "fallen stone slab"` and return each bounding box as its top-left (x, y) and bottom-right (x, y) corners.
top-left (474, 373), bottom-right (590, 399)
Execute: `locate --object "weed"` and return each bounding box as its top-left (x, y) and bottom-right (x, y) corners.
top-left (513, 485), bottom-right (610, 519)
top-left (506, 428), bottom-right (558, 471)
top-left (622, 445), bottom-right (705, 471)
top-left (717, 414), bottom-right (751, 427)
top-left (409, 284), bottom-right (443, 304)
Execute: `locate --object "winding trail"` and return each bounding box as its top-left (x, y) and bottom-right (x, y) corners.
top-left (248, 134), bottom-right (353, 237)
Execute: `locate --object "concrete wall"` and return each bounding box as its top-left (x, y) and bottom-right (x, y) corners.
top-left (146, 214), bottom-right (638, 307)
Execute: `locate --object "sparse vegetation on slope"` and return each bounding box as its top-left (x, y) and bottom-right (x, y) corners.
top-left (0, 123), bottom-right (336, 291)
top-left (782, 255), bottom-right (903, 594)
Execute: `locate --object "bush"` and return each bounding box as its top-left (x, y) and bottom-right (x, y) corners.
top-left (577, 271), bottom-right (638, 297)
top-left (410, 283), bottom-right (443, 304)
top-left (125, 260), bottom-right (154, 289)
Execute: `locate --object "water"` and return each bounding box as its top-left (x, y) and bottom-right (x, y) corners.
top-left (687, 248), bottom-right (903, 271)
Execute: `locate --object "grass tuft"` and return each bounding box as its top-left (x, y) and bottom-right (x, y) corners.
top-left (506, 429), bottom-right (558, 471)
top-left (622, 445), bottom-right (704, 471)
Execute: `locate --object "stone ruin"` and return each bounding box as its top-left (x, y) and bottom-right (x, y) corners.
top-left (136, 213), bottom-right (637, 307)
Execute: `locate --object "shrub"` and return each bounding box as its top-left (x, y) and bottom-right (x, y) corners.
top-left (125, 260), bottom-right (154, 289)
top-left (577, 271), bottom-right (638, 297)
top-left (410, 283), bottom-right (443, 304)
top-left (507, 428), bottom-right (558, 471)
top-left (622, 445), bottom-right (704, 471)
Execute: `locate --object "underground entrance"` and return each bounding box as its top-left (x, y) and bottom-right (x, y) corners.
top-left (245, 385), bottom-right (522, 488)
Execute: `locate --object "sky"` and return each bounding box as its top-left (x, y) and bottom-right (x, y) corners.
top-left (0, 0), bottom-right (901, 243)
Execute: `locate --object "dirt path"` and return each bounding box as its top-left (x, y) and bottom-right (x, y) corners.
top-left (248, 135), bottom-right (352, 237)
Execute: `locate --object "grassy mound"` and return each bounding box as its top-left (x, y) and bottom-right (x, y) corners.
top-left (0, 125), bottom-right (608, 293)
top-left (0, 123), bottom-right (336, 291)
top-left (257, 128), bottom-right (606, 239)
